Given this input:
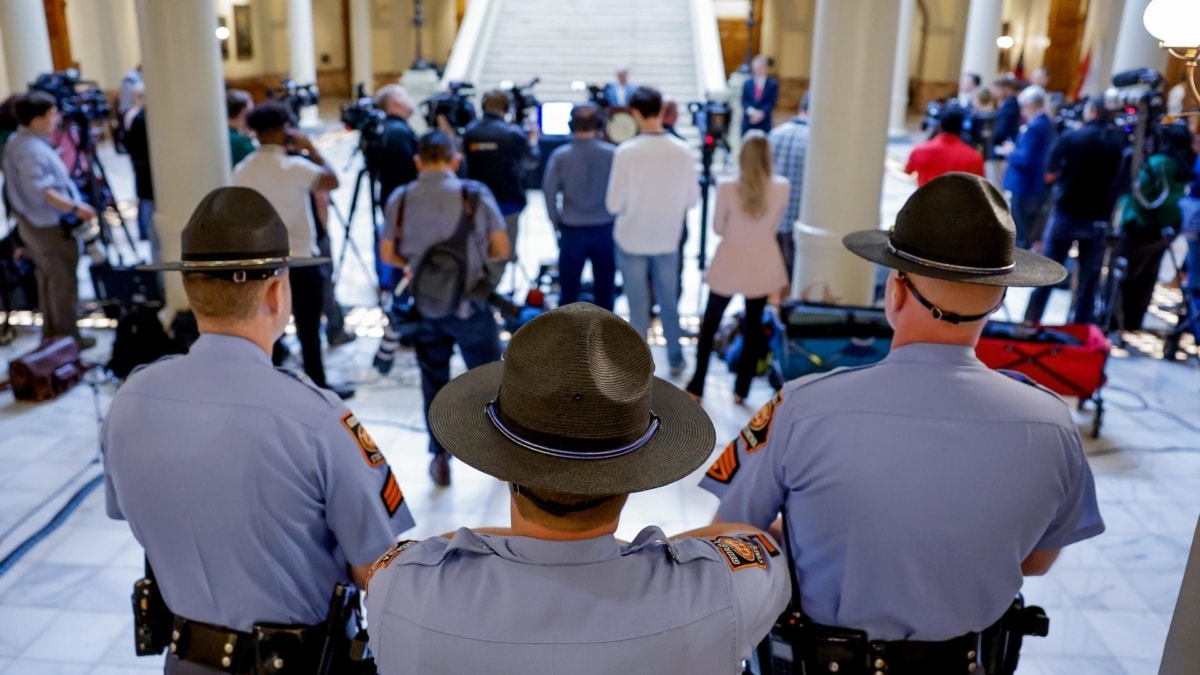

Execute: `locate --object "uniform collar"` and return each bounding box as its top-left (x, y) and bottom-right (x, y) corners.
top-left (189, 333), bottom-right (274, 366)
top-left (885, 342), bottom-right (983, 367)
top-left (446, 525), bottom-right (670, 565)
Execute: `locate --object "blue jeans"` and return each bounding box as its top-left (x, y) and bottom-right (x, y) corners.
top-left (617, 249), bottom-right (684, 368)
top-left (414, 309), bottom-right (502, 455)
top-left (137, 199), bottom-right (160, 262)
top-left (1011, 193), bottom-right (1050, 249)
top-left (1023, 212), bottom-right (1107, 325)
top-left (558, 223), bottom-right (616, 311)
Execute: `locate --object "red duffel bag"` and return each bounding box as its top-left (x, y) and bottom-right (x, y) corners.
top-left (9, 337), bottom-right (85, 402)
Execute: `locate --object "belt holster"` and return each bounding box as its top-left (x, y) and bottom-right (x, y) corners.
top-left (980, 595), bottom-right (1050, 675)
top-left (131, 558), bottom-right (174, 655)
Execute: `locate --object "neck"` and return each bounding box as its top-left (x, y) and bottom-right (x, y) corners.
top-left (573, 132), bottom-right (597, 140)
top-left (195, 318), bottom-right (279, 357)
top-left (638, 121), bottom-right (664, 134)
top-left (890, 325), bottom-right (983, 350)
top-left (508, 498), bottom-right (620, 542)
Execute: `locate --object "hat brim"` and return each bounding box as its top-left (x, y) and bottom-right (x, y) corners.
top-left (843, 230), bottom-right (1066, 287)
top-left (139, 255), bottom-right (328, 272)
top-left (429, 362), bottom-right (717, 495)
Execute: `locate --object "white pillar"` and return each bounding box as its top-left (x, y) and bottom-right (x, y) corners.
top-left (0, 0), bottom-right (54, 92)
top-left (135, 0), bottom-right (231, 312)
top-left (1112, 0), bottom-right (1163, 75)
top-left (961, 0), bottom-right (1004, 84)
top-left (888, 0), bottom-right (918, 139)
top-left (287, 0), bottom-right (320, 127)
top-left (349, 0), bottom-right (373, 94)
top-left (795, 0), bottom-right (901, 306)
top-left (67, 0), bottom-right (141, 90)
top-left (0, 22), bottom-right (9, 99)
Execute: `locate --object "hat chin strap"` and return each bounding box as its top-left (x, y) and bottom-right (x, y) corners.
top-left (899, 273), bottom-right (1006, 325)
top-left (510, 484), bottom-right (613, 517)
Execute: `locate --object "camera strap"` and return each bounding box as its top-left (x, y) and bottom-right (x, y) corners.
top-left (392, 191), bottom-right (407, 259)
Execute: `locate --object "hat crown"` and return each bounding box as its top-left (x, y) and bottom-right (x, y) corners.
top-left (180, 187), bottom-right (291, 262)
top-left (891, 173), bottom-right (1016, 273)
top-left (496, 304), bottom-right (655, 449)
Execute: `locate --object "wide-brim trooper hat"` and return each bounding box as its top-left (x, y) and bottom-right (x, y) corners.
top-left (429, 303), bottom-right (716, 496)
top-left (843, 173), bottom-right (1066, 287)
top-left (141, 186), bottom-right (327, 273)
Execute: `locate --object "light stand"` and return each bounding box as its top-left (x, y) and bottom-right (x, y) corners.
top-left (412, 0), bottom-right (434, 71)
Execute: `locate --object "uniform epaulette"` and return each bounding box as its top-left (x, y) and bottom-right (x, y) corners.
top-left (996, 368), bottom-right (1067, 403)
top-left (274, 368), bottom-right (342, 407)
top-left (784, 363), bottom-right (880, 394)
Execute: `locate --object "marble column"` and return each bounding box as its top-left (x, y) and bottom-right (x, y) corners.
top-left (288, 0), bottom-right (320, 127)
top-left (349, 0), bottom-right (373, 94)
top-left (0, 0), bottom-right (54, 93)
top-left (1078, 0), bottom-right (1128, 96)
top-left (961, 0), bottom-right (1005, 84)
top-left (794, 0), bottom-right (901, 305)
top-left (67, 0), bottom-right (142, 90)
top-left (135, 0), bottom-right (231, 312)
top-left (1112, 0), bottom-right (1164, 75)
top-left (888, 0), bottom-right (918, 139)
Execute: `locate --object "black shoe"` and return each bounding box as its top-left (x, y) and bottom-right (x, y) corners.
top-left (429, 452), bottom-right (451, 487)
top-left (327, 331), bottom-right (357, 347)
top-left (76, 335), bottom-right (98, 350)
top-left (328, 384), bottom-right (356, 400)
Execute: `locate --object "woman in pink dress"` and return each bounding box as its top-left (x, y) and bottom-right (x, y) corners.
top-left (687, 131), bottom-right (789, 404)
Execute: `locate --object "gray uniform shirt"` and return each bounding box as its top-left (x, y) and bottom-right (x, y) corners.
top-left (2, 128), bottom-right (80, 227)
top-left (542, 137), bottom-right (616, 227)
top-left (365, 526), bottom-right (790, 674)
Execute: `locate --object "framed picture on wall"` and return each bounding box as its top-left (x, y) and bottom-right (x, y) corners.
top-left (218, 16), bottom-right (229, 60)
top-left (234, 5), bottom-right (253, 61)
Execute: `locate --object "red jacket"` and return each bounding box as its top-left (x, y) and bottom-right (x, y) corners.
top-left (904, 134), bottom-right (986, 187)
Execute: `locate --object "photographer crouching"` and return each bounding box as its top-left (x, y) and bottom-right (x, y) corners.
top-left (0, 90), bottom-right (97, 349)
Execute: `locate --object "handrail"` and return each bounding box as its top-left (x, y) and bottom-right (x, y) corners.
top-left (440, 0), bottom-right (503, 90)
top-left (690, 0), bottom-right (729, 100)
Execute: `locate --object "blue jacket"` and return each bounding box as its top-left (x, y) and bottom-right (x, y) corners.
top-left (1004, 112), bottom-right (1057, 197)
top-left (991, 97), bottom-right (1021, 157)
top-left (741, 77), bottom-right (778, 133)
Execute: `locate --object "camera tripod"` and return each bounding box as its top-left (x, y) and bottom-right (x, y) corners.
top-left (331, 149), bottom-right (383, 305)
top-left (63, 118), bottom-right (139, 266)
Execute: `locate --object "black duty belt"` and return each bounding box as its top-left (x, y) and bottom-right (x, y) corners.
top-left (169, 616), bottom-right (323, 674)
top-left (799, 619), bottom-right (981, 675)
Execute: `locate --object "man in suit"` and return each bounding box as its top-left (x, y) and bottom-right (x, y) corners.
top-left (986, 78), bottom-right (1022, 187)
top-left (603, 67), bottom-right (636, 108)
top-left (1001, 86), bottom-right (1057, 249)
top-left (742, 55), bottom-right (778, 135)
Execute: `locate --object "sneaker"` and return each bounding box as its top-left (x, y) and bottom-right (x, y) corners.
top-left (76, 335), bottom-right (98, 350)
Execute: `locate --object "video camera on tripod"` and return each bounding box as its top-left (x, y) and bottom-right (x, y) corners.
top-left (30, 70), bottom-right (111, 125)
top-left (688, 99), bottom-right (731, 152)
top-left (340, 83), bottom-right (387, 146)
top-left (423, 81), bottom-right (477, 135)
top-left (268, 79), bottom-right (320, 119)
top-left (498, 77), bottom-right (540, 126)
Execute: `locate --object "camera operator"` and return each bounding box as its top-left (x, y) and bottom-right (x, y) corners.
top-left (369, 84), bottom-right (421, 203)
top-left (1024, 96), bottom-right (1125, 325)
top-left (1, 91), bottom-right (97, 349)
top-left (232, 101), bottom-right (354, 399)
top-left (462, 89), bottom-right (539, 260)
top-left (227, 89), bottom-right (256, 168)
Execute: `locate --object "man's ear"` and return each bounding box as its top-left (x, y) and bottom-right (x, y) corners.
top-left (450, 154), bottom-right (462, 171)
top-left (264, 276), bottom-right (284, 316)
top-left (889, 273), bottom-right (908, 312)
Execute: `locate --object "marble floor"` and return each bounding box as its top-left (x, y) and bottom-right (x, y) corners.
top-left (0, 112), bottom-right (1197, 673)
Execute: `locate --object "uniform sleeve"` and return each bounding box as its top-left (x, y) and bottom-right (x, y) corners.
top-left (319, 407), bottom-right (415, 567)
top-left (699, 390), bottom-right (790, 530)
top-left (100, 413), bottom-right (124, 520)
top-left (1033, 428), bottom-right (1105, 551)
top-left (698, 532), bottom-right (791, 659)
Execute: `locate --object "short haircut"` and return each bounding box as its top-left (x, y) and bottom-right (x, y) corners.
top-left (182, 274), bottom-right (271, 321)
top-left (375, 83), bottom-right (414, 110)
top-left (512, 484), bottom-right (628, 533)
top-left (417, 130), bottom-right (456, 163)
top-left (245, 100), bottom-right (294, 133)
top-left (629, 86), bottom-right (663, 118)
top-left (1017, 85), bottom-right (1045, 107)
top-left (939, 109), bottom-right (965, 135)
top-left (15, 90), bottom-right (56, 126)
top-left (993, 77), bottom-right (1016, 90)
top-left (752, 54), bottom-right (769, 67)
top-left (481, 89), bottom-right (510, 115)
top-left (965, 72), bottom-right (982, 87)
top-left (569, 102), bottom-right (602, 133)
top-left (226, 89), bottom-right (253, 120)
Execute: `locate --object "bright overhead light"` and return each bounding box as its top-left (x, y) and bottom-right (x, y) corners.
top-left (1144, 0), bottom-right (1200, 48)
top-left (996, 35), bottom-right (1015, 50)
top-left (215, 26), bottom-right (231, 41)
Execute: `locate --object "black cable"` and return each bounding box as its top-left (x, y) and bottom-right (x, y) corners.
top-left (1087, 444), bottom-right (1200, 458)
top-left (0, 473), bottom-right (103, 578)
top-left (1103, 384), bottom-right (1200, 435)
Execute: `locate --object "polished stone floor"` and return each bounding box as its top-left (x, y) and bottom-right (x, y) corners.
top-left (0, 114), bottom-right (1197, 674)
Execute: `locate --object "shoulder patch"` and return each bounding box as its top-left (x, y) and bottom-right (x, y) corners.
top-left (380, 468), bottom-right (404, 517)
top-left (739, 390), bottom-right (784, 452)
top-left (710, 535), bottom-right (768, 571)
top-left (366, 539), bottom-right (419, 589)
top-left (705, 440), bottom-right (740, 484)
top-left (342, 413), bottom-right (384, 467)
top-left (750, 532), bottom-right (781, 557)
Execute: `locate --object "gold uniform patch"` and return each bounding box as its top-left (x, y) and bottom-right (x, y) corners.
top-left (380, 469), bottom-right (404, 517)
top-left (739, 390), bottom-right (783, 452)
top-left (705, 441), bottom-right (740, 484)
top-left (711, 535), bottom-right (768, 571)
top-left (341, 413), bottom-right (384, 466)
top-left (365, 539), bottom-right (419, 589)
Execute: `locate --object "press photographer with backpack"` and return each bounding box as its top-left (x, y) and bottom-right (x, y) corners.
top-left (380, 131), bottom-right (510, 487)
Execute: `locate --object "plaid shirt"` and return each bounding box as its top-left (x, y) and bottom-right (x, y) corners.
top-left (767, 119), bottom-right (809, 234)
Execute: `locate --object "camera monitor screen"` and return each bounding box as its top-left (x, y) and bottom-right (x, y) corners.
top-left (539, 102), bottom-right (573, 137)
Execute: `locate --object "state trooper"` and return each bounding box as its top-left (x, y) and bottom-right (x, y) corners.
top-left (701, 173), bottom-right (1105, 675)
top-left (365, 303), bottom-right (791, 674)
top-left (103, 187), bottom-right (415, 675)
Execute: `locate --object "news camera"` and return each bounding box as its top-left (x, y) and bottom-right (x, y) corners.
top-left (424, 81), bottom-right (477, 134)
top-left (340, 84), bottom-right (387, 144)
top-left (688, 99), bottom-right (731, 149)
top-left (500, 77), bottom-right (540, 126)
top-left (30, 70), bottom-right (110, 124)
top-left (268, 79), bottom-right (319, 119)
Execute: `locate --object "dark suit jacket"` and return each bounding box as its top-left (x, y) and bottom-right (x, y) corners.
top-left (1047, 120), bottom-right (1126, 221)
top-left (1004, 112), bottom-right (1057, 197)
top-left (991, 97), bottom-right (1022, 157)
top-left (741, 77), bottom-right (778, 133)
top-left (603, 83), bottom-right (636, 108)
